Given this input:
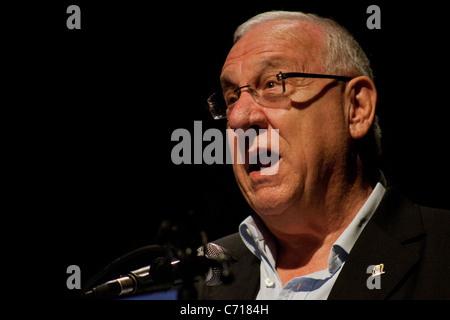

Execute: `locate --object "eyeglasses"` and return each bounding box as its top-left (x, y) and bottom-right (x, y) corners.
top-left (207, 71), bottom-right (353, 120)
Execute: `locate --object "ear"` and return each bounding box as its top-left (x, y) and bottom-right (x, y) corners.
top-left (345, 76), bottom-right (377, 140)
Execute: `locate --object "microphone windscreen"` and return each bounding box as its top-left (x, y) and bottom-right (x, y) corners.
top-left (197, 243), bottom-right (231, 286)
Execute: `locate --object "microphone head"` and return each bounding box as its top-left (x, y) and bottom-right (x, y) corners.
top-left (197, 243), bottom-right (232, 286)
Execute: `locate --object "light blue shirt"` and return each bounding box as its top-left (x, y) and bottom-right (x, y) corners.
top-left (239, 182), bottom-right (386, 300)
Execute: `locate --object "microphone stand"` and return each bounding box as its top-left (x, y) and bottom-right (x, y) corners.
top-left (81, 216), bottom-right (213, 299)
top-left (80, 244), bottom-right (168, 298)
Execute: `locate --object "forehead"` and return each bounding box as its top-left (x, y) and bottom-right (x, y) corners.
top-left (221, 20), bottom-right (325, 81)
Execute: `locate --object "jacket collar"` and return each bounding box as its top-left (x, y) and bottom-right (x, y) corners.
top-left (328, 187), bottom-right (426, 299)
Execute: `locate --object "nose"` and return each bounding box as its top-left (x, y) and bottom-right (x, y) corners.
top-left (227, 90), bottom-right (268, 131)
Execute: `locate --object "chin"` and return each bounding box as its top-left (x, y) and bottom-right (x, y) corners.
top-left (246, 186), bottom-right (297, 217)
top-left (234, 160), bottom-right (303, 216)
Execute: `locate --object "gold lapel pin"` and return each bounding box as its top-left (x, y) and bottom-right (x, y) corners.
top-left (371, 264), bottom-right (385, 277)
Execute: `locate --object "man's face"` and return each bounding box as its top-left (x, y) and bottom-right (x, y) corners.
top-left (221, 21), bottom-right (352, 219)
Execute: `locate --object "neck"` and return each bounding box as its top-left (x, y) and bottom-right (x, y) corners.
top-left (263, 171), bottom-right (373, 240)
top-left (259, 164), bottom-right (374, 281)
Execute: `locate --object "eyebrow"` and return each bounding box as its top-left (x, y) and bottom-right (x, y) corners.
top-left (257, 57), bottom-right (292, 70)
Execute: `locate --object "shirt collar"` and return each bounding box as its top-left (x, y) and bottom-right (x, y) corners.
top-left (239, 182), bottom-right (387, 274)
top-left (333, 182), bottom-right (386, 254)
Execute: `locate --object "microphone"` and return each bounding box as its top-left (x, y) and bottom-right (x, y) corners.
top-left (197, 242), bottom-right (232, 286)
top-left (84, 257), bottom-right (176, 298)
top-left (85, 243), bottom-right (231, 298)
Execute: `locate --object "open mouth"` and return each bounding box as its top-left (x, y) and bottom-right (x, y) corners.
top-left (247, 150), bottom-right (281, 175)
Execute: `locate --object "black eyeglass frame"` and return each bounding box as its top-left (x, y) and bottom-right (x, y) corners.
top-left (207, 71), bottom-right (354, 120)
top-left (276, 71), bottom-right (354, 93)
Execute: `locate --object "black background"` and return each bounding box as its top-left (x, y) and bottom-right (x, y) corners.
top-left (15, 1), bottom-right (449, 299)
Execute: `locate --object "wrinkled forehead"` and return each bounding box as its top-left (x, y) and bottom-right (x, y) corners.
top-left (221, 20), bottom-right (326, 82)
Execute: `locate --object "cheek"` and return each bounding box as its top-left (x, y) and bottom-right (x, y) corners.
top-left (277, 102), bottom-right (349, 178)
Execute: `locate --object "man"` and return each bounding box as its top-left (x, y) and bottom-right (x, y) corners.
top-left (201, 11), bottom-right (450, 299)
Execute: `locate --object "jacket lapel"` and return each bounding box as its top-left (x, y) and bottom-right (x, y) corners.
top-left (328, 187), bottom-right (426, 300)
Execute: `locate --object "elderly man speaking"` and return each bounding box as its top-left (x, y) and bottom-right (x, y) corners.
top-left (202, 11), bottom-right (450, 300)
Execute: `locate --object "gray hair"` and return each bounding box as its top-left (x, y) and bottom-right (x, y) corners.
top-left (234, 11), bottom-right (382, 177)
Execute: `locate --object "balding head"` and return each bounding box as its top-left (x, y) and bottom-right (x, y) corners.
top-left (225, 19), bottom-right (327, 77)
top-left (234, 11), bottom-right (374, 80)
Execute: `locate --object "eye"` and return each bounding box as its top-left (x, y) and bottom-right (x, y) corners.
top-left (224, 90), bottom-right (239, 107)
top-left (262, 79), bottom-right (283, 95)
top-left (261, 76), bottom-right (282, 90)
top-left (266, 81), bottom-right (277, 89)
top-left (228, 97), bottom-right (237, 106)
top-left (225, 94), bottom-right (238, 106)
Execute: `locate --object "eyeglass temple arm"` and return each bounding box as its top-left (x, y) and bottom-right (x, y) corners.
top-left (277, 72), bottom-right (353, 82)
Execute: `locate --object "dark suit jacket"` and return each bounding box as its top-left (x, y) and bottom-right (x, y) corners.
top-left (200, 187), bottom-right (450, 299)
